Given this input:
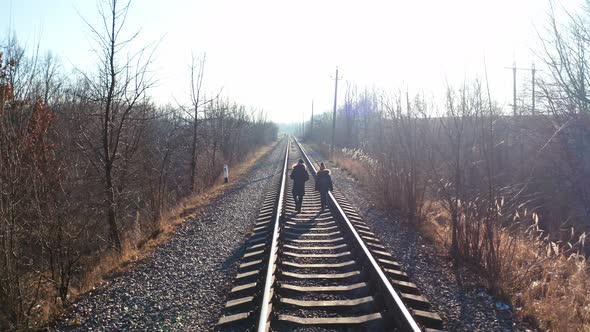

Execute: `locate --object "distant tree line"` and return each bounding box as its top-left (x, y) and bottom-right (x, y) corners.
top-left (0, 0), bottom-right (277, 329)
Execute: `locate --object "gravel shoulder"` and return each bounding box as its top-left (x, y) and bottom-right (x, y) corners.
top-left (53, 141), bottom-right (286, 331)
top-left (304, 144), bottom-right (530, 332)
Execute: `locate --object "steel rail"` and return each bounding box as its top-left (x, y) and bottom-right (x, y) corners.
top-left (257, 139), bottom-right (290, 332)
top-left (294, 137), bottom-right (422, 332)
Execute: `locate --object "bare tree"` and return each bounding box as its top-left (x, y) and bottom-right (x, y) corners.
top-left (39, 51), bottom-right (63, 104)
top-left (537, 1), bottom-right (590, 225)
top-left (80, 0), bottom-right (156, 251)
top-left (188, 54), bottom-right (206, 193)
top-left (538, 2), bottom-right (590, 114)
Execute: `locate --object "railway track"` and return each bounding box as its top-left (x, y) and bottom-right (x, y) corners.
top-left (216, 138), bottom-right (444, 331)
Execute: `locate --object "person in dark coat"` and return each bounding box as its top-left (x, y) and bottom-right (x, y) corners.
top-left (290, 159), bottom-right (309, 212)
top-left (315, 162), bottom-right (334, 210)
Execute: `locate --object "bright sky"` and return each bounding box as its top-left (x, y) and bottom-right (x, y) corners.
top-left (0, 0), bottom-right (582, 122)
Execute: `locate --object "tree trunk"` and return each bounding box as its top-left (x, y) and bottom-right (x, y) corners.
top-left (190, 108), bottom-right (198, 193)
top-left (105, 163), bottom-right (121, 251)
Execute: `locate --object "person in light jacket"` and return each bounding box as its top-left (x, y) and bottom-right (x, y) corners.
top-left (290, 159), bottom-right (309, 212)
top-left (315, 162), bottom-right (334, 210)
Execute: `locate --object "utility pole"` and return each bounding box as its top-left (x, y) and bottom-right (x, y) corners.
top-left (331, 67), bottom-right (341, 154)
top-left (531, 63), bottom-right (536, 115)
top-left (513, 63), bottom-right (517, 116)
top-left (310, 100), bottom-right (314, 139)
top-left (581, 47), bottom-right (587, 113)
top-left (506, 63), bottom-right (542, 116)
top-left (302, 110), bottom-right (305, 138)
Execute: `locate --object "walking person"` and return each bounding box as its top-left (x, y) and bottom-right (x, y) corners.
top-left (315, 162), bottom-right (333, 210)
top-left (290, 159), bottom-right (309, 212)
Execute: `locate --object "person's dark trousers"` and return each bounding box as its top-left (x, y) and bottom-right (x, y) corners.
top-left (293, 193), bottom-right (303, 211)
top-left (320, 191), bottom-right (328, 209)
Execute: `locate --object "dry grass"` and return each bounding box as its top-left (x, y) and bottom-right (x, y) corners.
top-left (61, 142), bottom-right (276, 312)
top-left (528, 258), bottom-right (590, 330)
top-left (334, 157), bottom-right (371, 182)
top-left (308, 143), bottom-right (371, 183)
top-left (422, 201), bottom-right (590, 330)
top-left (312, 145), bottom-right (590, 331)
top-left (420, 201), bottom-right (453, 248)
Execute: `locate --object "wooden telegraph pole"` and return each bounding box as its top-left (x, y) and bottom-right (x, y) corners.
top-left (513, 63), bottom-right (517, 116)
top-left (310, 100), bottom-right (314, 139)
top-left (331, 67), bottom-right (341, 154)
top-left (531, 62), bottom-right (535, 115)
top-left (302, 111), bottom-right (304, 137)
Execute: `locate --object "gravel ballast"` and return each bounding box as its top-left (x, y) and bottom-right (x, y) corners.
top-left (54, 141), bottom-right (286, 331)
top-left (304, 144), bottom-right (530, 332)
